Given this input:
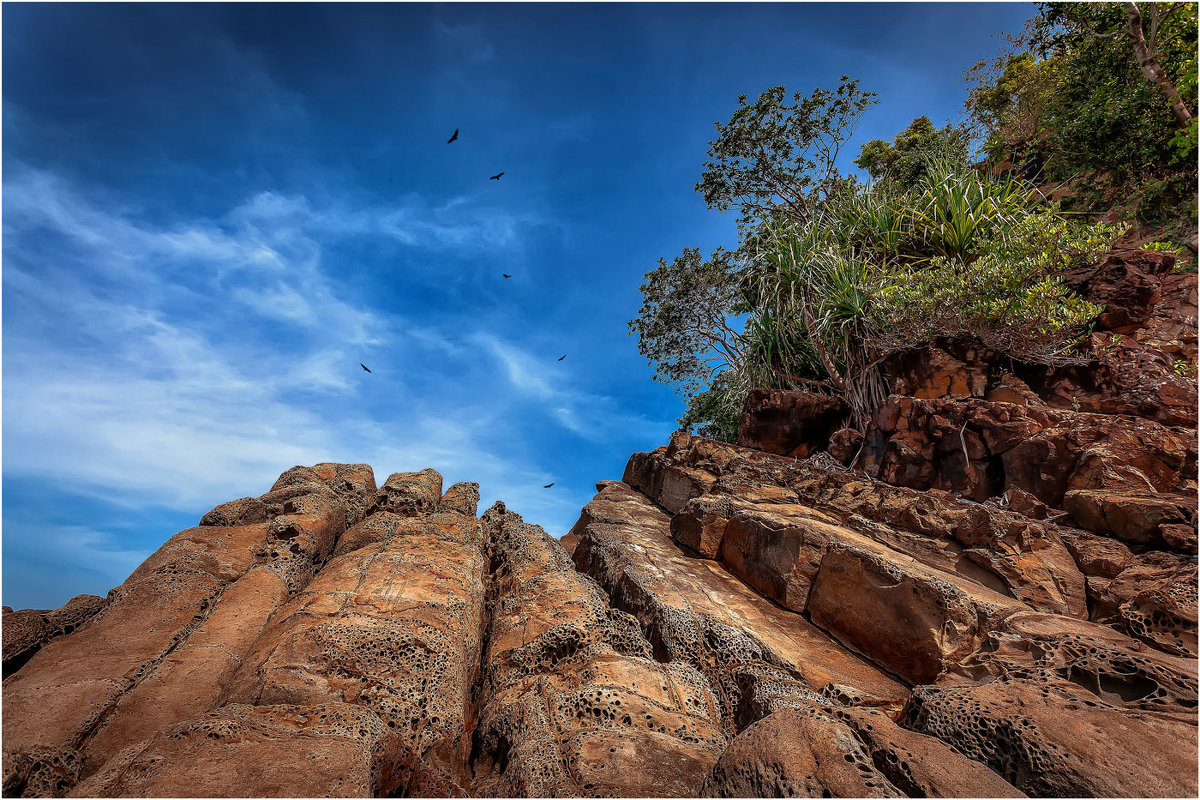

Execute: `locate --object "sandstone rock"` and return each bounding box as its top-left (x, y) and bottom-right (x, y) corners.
top-left (77, 568), bottom-right (290, 776)
top-left (701, 708), bottom-right (903, 798)
top-left (198, 496), bottom-right (268, 527)
top-left (670, 494), bottom-right (734, 558)
top-left (1160, 521), bottom-right (1198, 553)
top-left (1091, 552), bottom-right (1198, 658)
top-left (902, 678), bottom-right (1196, 797)
top-left (1056, 526), bottom-right (1135, 579)
top-left (983, 374), bottom-right (1045, 407)
top-left (998, 486), bottom-right (1049, 520)
top-left (863, 396), bottom-right (1196, 508)
top-left (2, 595), bottom-right (104, 678)
top-left (71, 703), bottom-right (422, 798)
top-left (376, 468), bottom-right (443, 516)
top-left (2, 464), bottom-right (370, 796)
top-left (1037, 333), bottom-right (1198, 427)
top-left (627, 432), bottom-right (1087, 619)
top-left (225, 509), bottom-right (487, 789)
top-left (703, 705), bottom-right (1027, 799)
top-left (897, 604), bottom-right (1199, 797)
top-left (806, 543), bottom-right (1022, 684)
top-left (438, 480), bottom-right (480, 516)
top-left (828, 706), bottom-right (1025, 798)
top-left (1137, 272), bottom-right (1198, 362)
top-left (2, 747), bottom-right (82, 799)
top-left (330, 510), bottom-right (404, 556)
top-left (558, 530), bottom-right (580, 557)
top-left (736, 388), bottom-right (848, 457)
top-left (1063, 248), bottom-right (1174, 332)
top-left (5, 427), bottom-right (1196, 798)
top-left (471, 503), bottom-right (726, 797)
top-left (569, 481), bottom-right (909, 726)
top-left (1063, 488), bottom-right (1196, 547)
top-left (885, 341), bottom-right (990, 399)
top-left (827, 426), bottom-right (865, 466)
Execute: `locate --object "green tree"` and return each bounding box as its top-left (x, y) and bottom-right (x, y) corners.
top-left (966, 1), bottom-right (1197, 223)
top-left (854, 116), bottom-right (971, 189)
top-left (633, 73), bottom-right (1122, 436)
top-left (695, 77), bottom-right (878, 229)
top-left (627, 247), bottom-right (741, 395)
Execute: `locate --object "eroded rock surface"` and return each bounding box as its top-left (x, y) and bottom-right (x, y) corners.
top-left (2, 249), bottom-right (1195, 799)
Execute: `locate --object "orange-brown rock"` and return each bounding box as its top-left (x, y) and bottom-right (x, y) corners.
top-left (4, 303), bottom-right (1196, 800)
top-left (569, 481), bottom-right (909, 724)
top-left (736, 388), bottom-right (848, 457)
top-left (376, 468), bottom-right (443, 515)
top-left (1063, 248), bottom-right (1175, 332)
top-left (471, 502), bottom-right (726, 797)
top-left (701, 706), bottom-right (1025, 798)
top-left (901, 676), bottom-right (1196, 797)
top-left (864, 395), bottom-right (1196, 508)
top-left (2, 463), bottom-right (375, 796)
top-left (884, 339), bottom-right (991, 399)
top-left (223, 501), bottom-right (486, 789)
top-left (1038, 332), bottom-right (1198, 427)
top-left (70, 703), bottom-right (426, 798)
top-left (1137, 271), bottom-right (1198, 362)
top-left (2, 595), bottom-right (105, 678)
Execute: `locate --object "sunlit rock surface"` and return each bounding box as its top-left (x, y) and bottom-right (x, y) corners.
top-left (3, 250), bottom-right (1195, 797)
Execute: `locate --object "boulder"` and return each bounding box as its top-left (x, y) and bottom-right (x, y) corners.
top-left (736, 389), bottom-right (848, 458)
top-left (1062, 248), bottom-right (1174, 333)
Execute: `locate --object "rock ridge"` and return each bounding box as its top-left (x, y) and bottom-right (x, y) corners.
top-left (2, 248), bottom-right (1196, 797)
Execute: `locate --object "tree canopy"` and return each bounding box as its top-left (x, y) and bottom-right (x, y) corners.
top-left (966, 1), bottom-right (1197, 224)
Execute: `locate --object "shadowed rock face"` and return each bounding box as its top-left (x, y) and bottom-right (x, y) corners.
top-left (2, 249), bottom-right (1196, 797)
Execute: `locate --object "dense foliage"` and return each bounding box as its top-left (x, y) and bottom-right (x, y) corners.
top-left (966, 2), bottom-right (1197, 226)
top-left (633, 3), bottom-right (1177, 438)
top-left (854, 116), bottom-right (970, 190)
top-left (695, 77), bottom-right (877, 229)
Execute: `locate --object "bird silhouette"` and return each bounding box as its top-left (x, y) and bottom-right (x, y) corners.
top-left (489, 172), bottom-right (504, 180)
top-left (447, 129), bottom-right (458, 143)
top-left (502, 273), bottom-right (512, 279)
top-left (361, 364), bottom-right (372, 373)
top-left (543, 483), bottom-right (555, 488)
top-left (557, 354), bottom-right (566, 361)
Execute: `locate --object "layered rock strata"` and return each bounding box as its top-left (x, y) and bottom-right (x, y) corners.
top-left (3, 250), bottom-right (1196, 796)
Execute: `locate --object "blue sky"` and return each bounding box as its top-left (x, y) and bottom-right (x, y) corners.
top-left (2, 1), bottom-right (1034, 610)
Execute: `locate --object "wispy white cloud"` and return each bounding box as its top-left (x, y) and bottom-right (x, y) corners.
top-left (472, 332), bottom-right (555, 400)
top-left (1, 165), bottom-right (580, 513)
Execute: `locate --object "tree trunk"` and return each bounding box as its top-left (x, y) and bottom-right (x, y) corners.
top-left (1124, 2), bottom-right (1193, 127)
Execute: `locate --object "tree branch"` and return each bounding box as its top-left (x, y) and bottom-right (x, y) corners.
top-left (1124, 1), bottom-right (1193, 126)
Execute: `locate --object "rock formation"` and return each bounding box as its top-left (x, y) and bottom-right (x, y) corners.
top-left (2, 251), bottom-right (1196, 797)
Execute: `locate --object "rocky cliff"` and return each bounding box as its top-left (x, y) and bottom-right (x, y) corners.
top-left (3, 252), bottom-right (1197, 798)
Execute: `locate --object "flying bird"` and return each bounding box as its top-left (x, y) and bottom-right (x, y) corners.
top-left (557, 354), bottom-right (566, 361)
top-left (447, 128), bottom-right (458, 143)
top-left (361, 364), bottom-right (372, 373)
top-left (543, 483), bottom-right (555, 488)
top-left (489, 172), bottom-right (505, 180)
top-left (502, 273), bottom-right (511, 278)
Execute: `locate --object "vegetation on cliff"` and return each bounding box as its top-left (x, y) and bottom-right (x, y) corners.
top-left (632, 1), bottom-right (1196, 439)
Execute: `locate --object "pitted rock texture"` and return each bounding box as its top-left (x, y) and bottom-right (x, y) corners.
top-left (591, 432), bottom-right (1196, 797)
top-left (2, 595), bottom-right (105, 678)
top-left (470, 503), bottom-right (726, 797)
top-left (3, 253), bottom-right (1195, 800)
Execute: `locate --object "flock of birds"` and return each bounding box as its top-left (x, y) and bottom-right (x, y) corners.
top-left (359, 129), bottom-right (564, 490)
